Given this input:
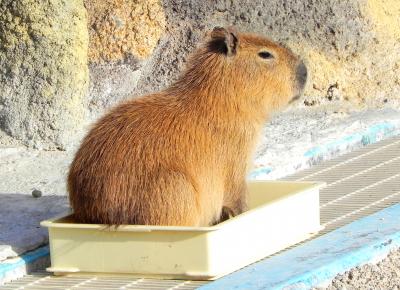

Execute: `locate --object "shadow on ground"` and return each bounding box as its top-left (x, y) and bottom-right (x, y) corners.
top-left (0, 193), bottom-right (69, 260)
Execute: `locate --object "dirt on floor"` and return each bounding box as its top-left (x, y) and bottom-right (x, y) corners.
top-left (315, 249), bottom-right (400, 290)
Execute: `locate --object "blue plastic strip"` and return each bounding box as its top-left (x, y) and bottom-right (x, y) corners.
top-left (0, 246), bottom-right (49, 280)
top-left (249, 167), bottom-right (273, 179)
top-left (250, 121), bottom-right (399, 179)
top-left (199, 203), bottom-right (400, 290)
top-left (304, 122), bottom-right (396, 158)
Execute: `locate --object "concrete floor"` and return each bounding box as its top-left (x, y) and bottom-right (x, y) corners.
top-left (1, 104), bottom-right (400, 287)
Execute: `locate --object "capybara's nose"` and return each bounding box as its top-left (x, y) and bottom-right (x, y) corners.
top-left (296, 61), bottom-right (307, 90)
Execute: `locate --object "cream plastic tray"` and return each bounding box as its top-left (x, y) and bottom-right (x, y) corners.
top-left (41, 181), bottom-right (323, 280)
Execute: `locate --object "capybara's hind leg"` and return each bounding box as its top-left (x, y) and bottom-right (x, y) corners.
top-left (142, 171), bottom-right (201, 226)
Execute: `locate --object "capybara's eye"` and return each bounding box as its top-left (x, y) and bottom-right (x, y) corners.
top-left (258, 51), bottom-right (274, 59)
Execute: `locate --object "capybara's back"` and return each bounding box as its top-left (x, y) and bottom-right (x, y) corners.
top-left (68, 27), bottom-right (307, 226)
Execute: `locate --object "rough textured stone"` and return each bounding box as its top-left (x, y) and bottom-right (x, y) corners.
top-left (2, 0), bottom-right (400, 147)
top-left (85, 0), bottom-right (166, 62)
top-left (0, 0), bottom-right (88, 149)
top-left (87, 61), bottom-right (142, 119)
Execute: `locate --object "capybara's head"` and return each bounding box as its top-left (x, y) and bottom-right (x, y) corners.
top-left (178, 26), bottom-right (307, 111)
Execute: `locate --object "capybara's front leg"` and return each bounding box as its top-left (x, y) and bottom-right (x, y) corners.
top-left (215, 181), bottom-right (248, 224)
top-left (229, 186), bottom-right (248, 217)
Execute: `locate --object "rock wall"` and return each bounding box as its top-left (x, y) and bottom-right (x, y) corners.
top-left (1, 0), bottom-right (399, 149)
top-left (0, 0), bottom-right (88, 149)
top-left (85, 0), bottom-right (165, 62)
top-left (84, 0), bottom-right (165, 117)
top-left (89, 0), bottom-right (400, 119)
top-left (135, 0), bottom-right (400, 106)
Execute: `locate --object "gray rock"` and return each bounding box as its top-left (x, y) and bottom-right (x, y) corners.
top-left (0, 0), bottom-right (89, 150)
top-left (31, 189), bottom-right (42, 198)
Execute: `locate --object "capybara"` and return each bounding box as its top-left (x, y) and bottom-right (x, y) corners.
top-left (68, 27), bottom-right (307, 226)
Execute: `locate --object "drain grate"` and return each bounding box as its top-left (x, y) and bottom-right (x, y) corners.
top-left (0, 273), bottom-right (207, 290)
top-left (2, 136), bottom-right (400, 290)
top-left (283, 135), bottom-right (400, 235)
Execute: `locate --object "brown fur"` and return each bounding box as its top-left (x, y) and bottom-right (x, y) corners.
top-left (68, 27), bottom-right (307, 226)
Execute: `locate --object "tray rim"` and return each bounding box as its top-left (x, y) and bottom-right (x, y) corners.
top-left (41, 180), bottom-right (325, 233)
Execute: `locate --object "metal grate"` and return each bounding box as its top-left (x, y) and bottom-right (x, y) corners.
top-left (284, 135), bottom-right (400, 235)
top-left (2, 135), bottom-right (400, 289)
top-left (0, 272), bottom-right (207, 290)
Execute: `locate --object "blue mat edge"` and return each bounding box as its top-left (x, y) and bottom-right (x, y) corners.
top-left (199, 203), bottom-right (400, 290)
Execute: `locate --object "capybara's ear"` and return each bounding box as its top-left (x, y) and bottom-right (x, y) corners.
top-left (208, 26), bottom-right (239, 56)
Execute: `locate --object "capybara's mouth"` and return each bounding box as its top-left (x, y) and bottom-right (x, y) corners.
top-left (296, 61), bottom-right (307, 90)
